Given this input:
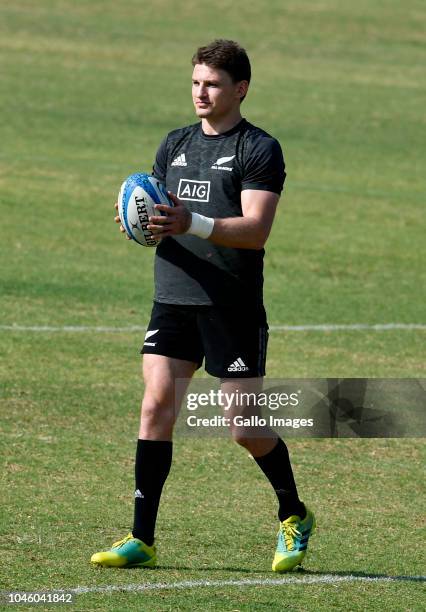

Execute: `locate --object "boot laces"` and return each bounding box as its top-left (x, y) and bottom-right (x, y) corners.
top-left (112, 533), bottom-right (133, 549)
top-left (282, 521), bottom-right (301, 551)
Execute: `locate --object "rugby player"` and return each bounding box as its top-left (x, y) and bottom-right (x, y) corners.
top-left (91, 40), bottom-right (315, 572)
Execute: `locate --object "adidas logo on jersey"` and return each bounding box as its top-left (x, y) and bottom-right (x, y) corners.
top-left (171, 153), bottom-right (187, 167)
top-left (227, 357), bottom-right (249, 372)
top-left (211, 155), bottom-right (235, 171)
top-left (134, 489), bottom-right (144, 499)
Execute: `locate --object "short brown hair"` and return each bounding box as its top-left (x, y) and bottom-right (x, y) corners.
top-left (192, 39), bottom-right (251, 85)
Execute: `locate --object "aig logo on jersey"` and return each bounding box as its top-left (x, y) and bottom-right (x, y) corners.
top-left (177, 179), bottom-right (211, 202)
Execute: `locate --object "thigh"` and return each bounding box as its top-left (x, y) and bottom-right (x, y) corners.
top-left (220, 376), bottom-right (264, 419)
top-left (140, 354), bottom-right (197, 440)
top-left (199, 304), bottom-right (269, 378)
top-left (142, 353), bottom-right (198, 407)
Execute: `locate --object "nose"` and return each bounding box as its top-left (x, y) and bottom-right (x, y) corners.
top-left (195, 83), bottom-right (207, 99)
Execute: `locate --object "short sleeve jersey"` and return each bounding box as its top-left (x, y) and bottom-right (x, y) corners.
top-left (152, 118), bottom-right (286, 306)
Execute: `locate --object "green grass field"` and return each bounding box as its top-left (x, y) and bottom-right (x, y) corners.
top-left (1, 1), bottom-right (425, 610)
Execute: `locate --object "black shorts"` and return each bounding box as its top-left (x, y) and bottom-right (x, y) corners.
top-left (141, 301), bottom-right (269, 378)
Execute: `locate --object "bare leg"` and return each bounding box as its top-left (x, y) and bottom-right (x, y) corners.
top-left (222, 377), bottom-right (277, 457)
top-left (133, 354), bottom-right (198, 544)
top-left (222, 377), bottom-right (304, 519)
top-left (139, 354), bottom-right (198, 440)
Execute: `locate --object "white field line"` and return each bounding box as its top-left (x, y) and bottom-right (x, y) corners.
top-left (70, 574), bottom-right (425, 595)
top-left (0, 323), bottom-right (425, 333)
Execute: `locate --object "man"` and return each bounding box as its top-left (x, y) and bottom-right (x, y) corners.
top-left (91, 40), bottom-right (315, 573)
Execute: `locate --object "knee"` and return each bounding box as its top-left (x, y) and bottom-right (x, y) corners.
top-left (140, 397), bottom-right (176, 428)
top-left (230, 426), bottom-right (251, 449)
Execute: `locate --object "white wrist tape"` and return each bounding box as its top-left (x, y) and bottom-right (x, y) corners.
top-left (186, 212), bottom-right (214, 239)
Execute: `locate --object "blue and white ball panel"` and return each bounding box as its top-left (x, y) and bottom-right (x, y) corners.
top-left (118, 173), bottom-right (173, 247)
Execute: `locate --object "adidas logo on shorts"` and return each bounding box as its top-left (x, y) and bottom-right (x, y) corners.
top-left (227, 357), bottom-right (249, 372)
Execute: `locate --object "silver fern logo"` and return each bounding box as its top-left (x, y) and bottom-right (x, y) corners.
top-left (211, 155), bottom-right (235, 171)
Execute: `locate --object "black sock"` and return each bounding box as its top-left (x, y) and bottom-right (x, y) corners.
top-left (132, 439), bottom-right (173, 546)
top-left (253, 438), bottom-right (305, 521)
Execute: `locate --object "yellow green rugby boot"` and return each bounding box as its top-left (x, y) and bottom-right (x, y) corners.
top-left (91, 533), bottom-right (157, 568)
top-left (272, 507), bottom-right (315, 572)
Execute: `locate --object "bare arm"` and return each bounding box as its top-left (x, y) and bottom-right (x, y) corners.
top-left (147, 189), bottom-right (280, 250)
top-left (209, 190), bottom-right (279, 250)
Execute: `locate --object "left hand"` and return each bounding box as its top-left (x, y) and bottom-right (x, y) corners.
top-left (147, 192), bottom-right (192, 240)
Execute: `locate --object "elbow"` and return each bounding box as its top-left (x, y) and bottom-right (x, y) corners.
top-left (250, 231), bottom-right (269, 250)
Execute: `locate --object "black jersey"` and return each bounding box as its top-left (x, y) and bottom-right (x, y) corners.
top-left (152, 118), bottom-right (286, 306)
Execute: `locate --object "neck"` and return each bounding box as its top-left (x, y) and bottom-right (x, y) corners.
top-left (201, 110), bottom-right (243, 135)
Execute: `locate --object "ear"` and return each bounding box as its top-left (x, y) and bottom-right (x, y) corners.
top-left (236, 80), bottom-right (249, 100)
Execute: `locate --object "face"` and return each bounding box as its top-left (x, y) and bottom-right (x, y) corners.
top-left (192, 63), bottom-right (248, 120)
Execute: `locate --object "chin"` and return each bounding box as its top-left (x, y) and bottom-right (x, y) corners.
top-left (194, 105), bottom-right (211, 116)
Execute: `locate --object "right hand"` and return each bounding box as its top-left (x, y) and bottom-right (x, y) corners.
top-left (114, 202), bottom-right (131, 240)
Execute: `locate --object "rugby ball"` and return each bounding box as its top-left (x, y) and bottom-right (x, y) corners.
top-left (118, 173), bottom-right (173, 247)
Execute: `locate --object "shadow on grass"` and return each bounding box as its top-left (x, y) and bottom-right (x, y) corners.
top-left (120, 565), bottom-right (263, 574)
